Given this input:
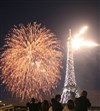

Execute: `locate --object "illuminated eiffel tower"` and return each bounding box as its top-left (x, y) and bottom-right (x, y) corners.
top-left (61, 29), bottom-right (79, 103)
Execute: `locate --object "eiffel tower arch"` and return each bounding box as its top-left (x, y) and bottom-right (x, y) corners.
top-left (61, 29), bottom-right (79, 104)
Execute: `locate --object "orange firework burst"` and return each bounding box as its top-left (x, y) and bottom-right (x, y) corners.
top-left (0, 22), bottom-right (63, 101)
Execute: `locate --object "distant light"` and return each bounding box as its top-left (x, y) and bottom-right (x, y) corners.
top-left (79, 26), bottom-right (88, 35)
top-left (72, 26), bottom-right (98, 49)
top-left (75, 26), bottom-right (88, 38)
top-left (82, 41), bottom-right (98, 47)
top-left (3, 104), bottom-right (5, 106)
top-left (72, 37), bottom-right (98, 49)
top-left (72, 38), bottom-right (84, 49)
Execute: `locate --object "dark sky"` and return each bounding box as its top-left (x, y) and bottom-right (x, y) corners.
top-left (0, 0), bottom-right (100, 106)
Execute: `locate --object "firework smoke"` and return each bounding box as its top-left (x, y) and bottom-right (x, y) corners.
top-left (0, 22), bottom-right (63, 101)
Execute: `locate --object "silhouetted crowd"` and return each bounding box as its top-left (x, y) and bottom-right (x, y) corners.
top-left (26, 90), bottom-right (91, 111)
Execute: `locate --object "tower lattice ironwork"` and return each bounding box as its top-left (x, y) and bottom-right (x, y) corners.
top-left (61, 29), bottom-right (79, 103)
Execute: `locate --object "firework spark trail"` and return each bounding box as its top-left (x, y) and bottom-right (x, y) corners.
top-left (0, 22), bottom-right (63, 101)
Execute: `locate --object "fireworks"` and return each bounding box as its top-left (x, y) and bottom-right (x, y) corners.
top-left (0, 22), bottom-right (63, 101)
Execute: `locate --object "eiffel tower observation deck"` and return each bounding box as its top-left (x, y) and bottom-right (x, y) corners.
top-left (61, 29), bottom-right (79, 104)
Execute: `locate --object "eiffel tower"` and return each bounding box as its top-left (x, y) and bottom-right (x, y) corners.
top-left (61, 29), bottom-right (79, 103)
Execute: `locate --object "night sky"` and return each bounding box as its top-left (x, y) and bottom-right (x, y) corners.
top-left (0, 0), bottom-right (100, 106)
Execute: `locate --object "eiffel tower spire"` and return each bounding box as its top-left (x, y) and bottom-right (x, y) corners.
top-left (61, 29), bottom-right (79, 103)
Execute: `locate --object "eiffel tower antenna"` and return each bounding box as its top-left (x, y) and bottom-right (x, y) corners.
top-left (69, 29), bottom-right (71, 38)
top-left (61, 29), bottom-right (79, 103)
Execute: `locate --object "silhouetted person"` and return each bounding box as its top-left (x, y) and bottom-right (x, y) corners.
top-left (37, 101), bottom-right (42, 111)
top-left (48, 98), bottom-right (57, 111)
top-left (75, 90), bottom-right (91, 111)
top-left (49, 94), bottom-right (63, 111)
top-left (55, 94), bottom-right (63, 111)
top-left (26, 102), bottom-right (31, 111)
top-left (41, 100), bottom-right (50, 111)
top-left (27, 97), bottom-right (39, 111)
top-left (62, 99), bottom-right (75, 111)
